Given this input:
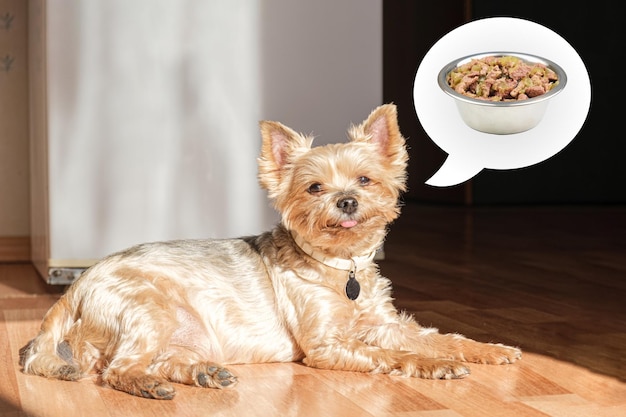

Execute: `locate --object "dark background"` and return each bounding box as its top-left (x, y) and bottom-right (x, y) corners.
top-left (383, 0), bottom-right (625, 205)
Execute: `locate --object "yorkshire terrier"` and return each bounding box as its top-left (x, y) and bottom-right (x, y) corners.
top-left (20, 104), bottom-right (521, 399)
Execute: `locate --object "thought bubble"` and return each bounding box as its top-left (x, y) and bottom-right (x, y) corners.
top-left (413, 17), bottom-right (591, 187)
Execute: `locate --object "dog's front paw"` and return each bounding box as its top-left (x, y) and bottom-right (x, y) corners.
top-left (123, 376), bottom-right (176, 400)
top-left (195, 363), bottom-right (238, 389)
top-left (395, 357), bottom-right (471, 380)
top-left (464, 342), bottom-right (522, 365)
top-left (139, 379), bottom-right (176, 400)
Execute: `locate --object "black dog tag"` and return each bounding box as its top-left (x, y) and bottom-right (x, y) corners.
top-left (345, 270), bottom-right (360, 300)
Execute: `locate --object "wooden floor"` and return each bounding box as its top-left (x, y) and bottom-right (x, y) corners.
top-left (1, 203), bottom-right (625, 416)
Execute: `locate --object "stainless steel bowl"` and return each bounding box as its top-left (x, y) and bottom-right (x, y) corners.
top-left (438, 52), bottom-right (567, 134)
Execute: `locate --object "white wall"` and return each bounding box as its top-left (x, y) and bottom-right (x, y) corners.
top-left (44, 0), bottom-right (382, 261)
top-left (259, 0), bottom-right (382, 144)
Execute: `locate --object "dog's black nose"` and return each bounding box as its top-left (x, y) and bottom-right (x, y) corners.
top-left (337, 197), bottom-right (358, 214)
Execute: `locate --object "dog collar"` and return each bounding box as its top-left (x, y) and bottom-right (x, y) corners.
top-left (290, 230), bottom-right (377, 300)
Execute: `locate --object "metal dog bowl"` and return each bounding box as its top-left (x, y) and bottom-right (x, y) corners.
top-left (438, 52), bottom-right (567, 134)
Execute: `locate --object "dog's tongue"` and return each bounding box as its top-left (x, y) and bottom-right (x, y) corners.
top-left (340, 220), bottom-right (358, 228)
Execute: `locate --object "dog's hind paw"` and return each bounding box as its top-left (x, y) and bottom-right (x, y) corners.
top-left (56, 364), bottom-right (81, 381)
top-left (196, 363), bottom-right (238, 389)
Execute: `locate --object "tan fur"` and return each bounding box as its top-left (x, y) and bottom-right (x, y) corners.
top-left (19, 104), bottom-right (521, 400)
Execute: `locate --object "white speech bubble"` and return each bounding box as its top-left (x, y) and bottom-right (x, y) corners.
top-left (414, 17), bottom-right (591, 187)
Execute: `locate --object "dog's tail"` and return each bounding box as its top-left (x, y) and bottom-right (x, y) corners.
top-left (19, 295), bottom-right (86, 381)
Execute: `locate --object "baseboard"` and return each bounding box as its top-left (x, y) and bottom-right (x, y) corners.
top-left (0, 236), bottom-right (31, 262)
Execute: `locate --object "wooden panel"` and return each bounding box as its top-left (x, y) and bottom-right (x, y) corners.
top-left (383, 0), bottom-right (470, 204)
top-left (468, 1), bottom-right (625, 204)
top-left (28, 0), bottom-right (50, 280)
top-left (0, 0), bottom-right (30, 236)
top-left (0, 236), bottom-right (30, 262)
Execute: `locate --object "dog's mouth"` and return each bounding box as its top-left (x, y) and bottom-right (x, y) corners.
top-left (324, 218), bottom-right (360, 230)
top-left (339, 219), bottom-right (358, 228)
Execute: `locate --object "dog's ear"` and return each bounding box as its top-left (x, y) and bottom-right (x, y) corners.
top-left (258, 121), bottom-right (313, 197)
top-left (350, 103), bottom-right (408, 187)
top-left (353, 103), bottom-right (404, 156)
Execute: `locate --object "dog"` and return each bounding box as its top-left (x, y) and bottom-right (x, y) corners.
top-left (20, 104), bottom-right (521, 400)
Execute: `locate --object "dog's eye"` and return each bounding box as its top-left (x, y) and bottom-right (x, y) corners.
top-left (358, 176), bottom-right (371, 186)
top-left (307, 183), bottom-right (323, 194)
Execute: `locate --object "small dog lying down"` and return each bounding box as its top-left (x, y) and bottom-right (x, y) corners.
top-left (20, 104), bottom-right (521, 399)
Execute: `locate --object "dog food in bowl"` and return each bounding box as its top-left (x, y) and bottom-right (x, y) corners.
top-left (446, 55), bottom-right (560, 102)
